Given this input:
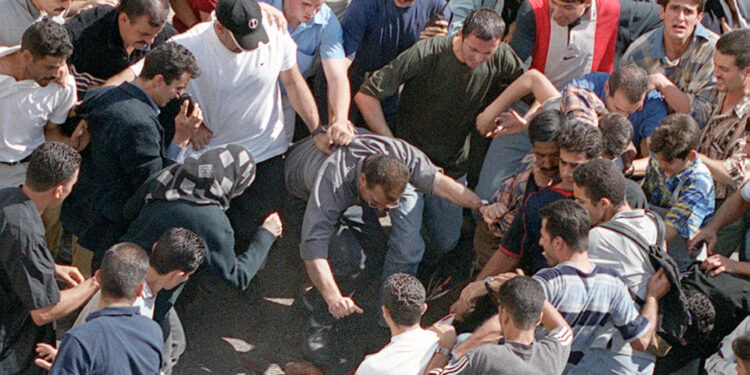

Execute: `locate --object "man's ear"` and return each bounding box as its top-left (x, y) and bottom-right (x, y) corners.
top-left (599, 197), bottom-right (613, 210)
top-left (94, 269), bottom-right (101, 284)
top-left (421, 302), bottom-right (428, 316)
top-left (52, 184), bottom-right (64, 200)
top-left (135, 282), bottom-right (145, 298)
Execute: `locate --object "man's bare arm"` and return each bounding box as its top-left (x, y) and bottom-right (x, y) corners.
top-left (354, 91), bottom-right (394, 137)
top-left (30, 278), bottom-right (99, 326)
top-left (303, 258), bottom-right (362, 319)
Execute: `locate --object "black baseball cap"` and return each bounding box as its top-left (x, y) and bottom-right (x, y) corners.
top-left (215, 0), bottom-right (269, 51)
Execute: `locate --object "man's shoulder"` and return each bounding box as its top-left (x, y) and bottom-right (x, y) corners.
top-left (65, 5), bottom-right (117, 38)
top-left (0, 188), bottom-right (40, 230)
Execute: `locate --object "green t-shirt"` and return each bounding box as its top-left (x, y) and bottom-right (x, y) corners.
top-left (359, 35), bottom-right (525, 177)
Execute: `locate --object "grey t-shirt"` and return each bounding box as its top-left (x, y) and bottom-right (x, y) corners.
top-left (286, 133), bottom-right (440, 259)
top-left (0, 0), bottom-right (65, 46)
top-left (430, 326), bottom-right (572, 375)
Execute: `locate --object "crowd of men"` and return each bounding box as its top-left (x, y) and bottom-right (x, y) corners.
top-left (1, 0), bottom-right (750, 372)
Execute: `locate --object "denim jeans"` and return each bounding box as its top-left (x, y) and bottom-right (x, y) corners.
top-left (328, 182), bottom-right (464, 283)
top-left (474, 131), bottom-right (532, 200)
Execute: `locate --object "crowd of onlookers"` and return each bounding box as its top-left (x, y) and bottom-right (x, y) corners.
top-left (1, 0), bottom-right (750, 373)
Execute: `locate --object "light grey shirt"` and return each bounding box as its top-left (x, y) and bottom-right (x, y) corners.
top-left (0, 0), bottom-right (65, 46)
top-left (285, 133), bottom-right (440, 259)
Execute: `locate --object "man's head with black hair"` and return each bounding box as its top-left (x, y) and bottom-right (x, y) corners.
top-left (714, 28), bottom-right (750, 95)
top-left (359, 155), bottom-right (409, 211)
top-left (599, 113), bottom-right (634, 160)
top-left (19, 18), bottom-right (73, 87)
top-left (529, 110), bottom-right (566, 179)
top-left (495, 276), bottom-right (544, 330)
top-left (538, 200), bottom-right (590, 265)
top-left (457, 9), bottom-right (503, 69)
top-left (24, 142), bottom-right (81, 209)
top-left (98, 242), bottom-right (150, 301)
top-left (649, 114), bottom-right (699, 177)
top-left (557, 123), bottom-right (602, 190)
top-left (149, 228), bottom-right (207, 290)
top-left (138, 42), bottom-right (201, 107)
top-left (117, 0), bottom-right (170, 52)
top-left (573, 158), bottom-right (626, 225)
top-left (733, 333), bottom-right (750, 375)
top-left (381, 273), bottom-right (427, 327)
top-left (605, 65), bottom-right (649, 117)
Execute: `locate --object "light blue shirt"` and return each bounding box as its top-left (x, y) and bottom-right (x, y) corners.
top-left (261, 0), bottom-right (345, 77)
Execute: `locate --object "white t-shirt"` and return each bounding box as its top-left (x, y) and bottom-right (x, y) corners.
top-left (71, 283), bottom-right (156, 329)
top-left (705, 315), bottom-right (750, 375)
top-left (0, 46), bottom-right (76, 162)
top-left (170, 18), bottom-right (297, 163)
top-left (355, 328), bottom-right (439, 375)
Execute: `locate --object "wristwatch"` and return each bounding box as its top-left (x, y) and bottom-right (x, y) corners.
top-left (476, 199), bottom-right (490, 212)
top-left (310, 126), bottom-right (327, 137)
top-left (484, 276), bottom-right (495, 294)
top-left (435, 345), bottom-right (455, 361)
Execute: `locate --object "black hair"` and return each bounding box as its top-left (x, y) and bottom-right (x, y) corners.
top-left (657, 0), bottom-right (706, 12)
top-left (100, 242), bottom-right (150, 300)
top-left (538, 199), bottom-right (590, 252)
top-left (599, 113), bottom-right (634, 159)
top-left (381, 273), bottom-right (426, 326)
top-left (716, 28), bottom-right (750, 70)
top-left (118, 0), bottom-right (170, 26)
top-left (461, 9), bottom-right (505, 41)
top-left (608, 65), bottom-right (649, 104)
top-left (150, 228), bottom-right (207, 275)
top-left (21, 17), bottom-right (73, 59)
top-left (558, 123), bottom-right (603, 159)
top-left (528, 110), bottom-right (566, 144)
top-left (733, 334), bottom-right (750, 364)
top-left (361, 154), bottom-right (409, 202)
top-left (649, 114), bottom-right (699, 161)
top-left (496, 276), bottom-right (544, 330)
top-left (140, 42), bottom-right (201, 84)
top-left (25, 142), bottom-right (81, 192)
top-left (573, 158), bottom-right (626, 206)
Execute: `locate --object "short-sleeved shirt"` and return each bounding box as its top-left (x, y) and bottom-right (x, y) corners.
top-left (620, 24), bottom-right (718, 127)
top-left (355, 328), bottom-right (439, 375)
top-left (428, 326), bottom-right (573, 375)
top-left (64, 5), bottom-right (176, 98)
top-left (287, 134), bottom-right (440, 259)
top-left (498, 183), bottom-right (573, 275)
top-left (0, 0), bottom-right (65, 46)
top-left (643, 155), bottom-right (715, 238)
top-left (341, 0), bottom-right (450, 73)
top-left (261, 0), bottom-right (345, 77)
top-left (697, 93), bottom-right (750, 199)
top-left (0, 46), bottom-right (77, 162)
top-left (0, 187), bottom-right (60, 374)
top-left (566, 72), bottom-right (668, 148)
top-left (533, 262), bottom-right (650, 368)
top-left (50, 306), bottom-right (164, 375)
top-left (171, 19), bottom-right (297, 161)
top-left (359, 35), bottom-right (525, 177)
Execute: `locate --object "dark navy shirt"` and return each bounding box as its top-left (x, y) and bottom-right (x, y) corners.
top-left (341, 0), bottom-right (449, 74)
top-left (50, 306), bottom-right (163, 375)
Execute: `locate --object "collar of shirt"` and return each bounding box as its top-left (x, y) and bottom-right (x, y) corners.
top-left (130, 81), bottom-right (161, 114)
top-left (23, 0), bottom-right (41, 19)
top-left (652, 23), bottom-right (713, 62)
top-left (390, 328), bottom-right (436, 344)
top-left (86, 305), bottom-right (141, 322)
top-left (265, 0), bottom-right (327, 36)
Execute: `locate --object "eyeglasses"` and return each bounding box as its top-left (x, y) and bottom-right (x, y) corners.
top-left (363, 190), bottom-right (400, 210)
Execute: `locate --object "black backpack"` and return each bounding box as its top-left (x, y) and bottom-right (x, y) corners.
top-left (597, 210), bottom-right (692, 346)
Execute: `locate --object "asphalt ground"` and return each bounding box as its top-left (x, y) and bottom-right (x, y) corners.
top-left (171, 196), bottom-right (476, 374)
